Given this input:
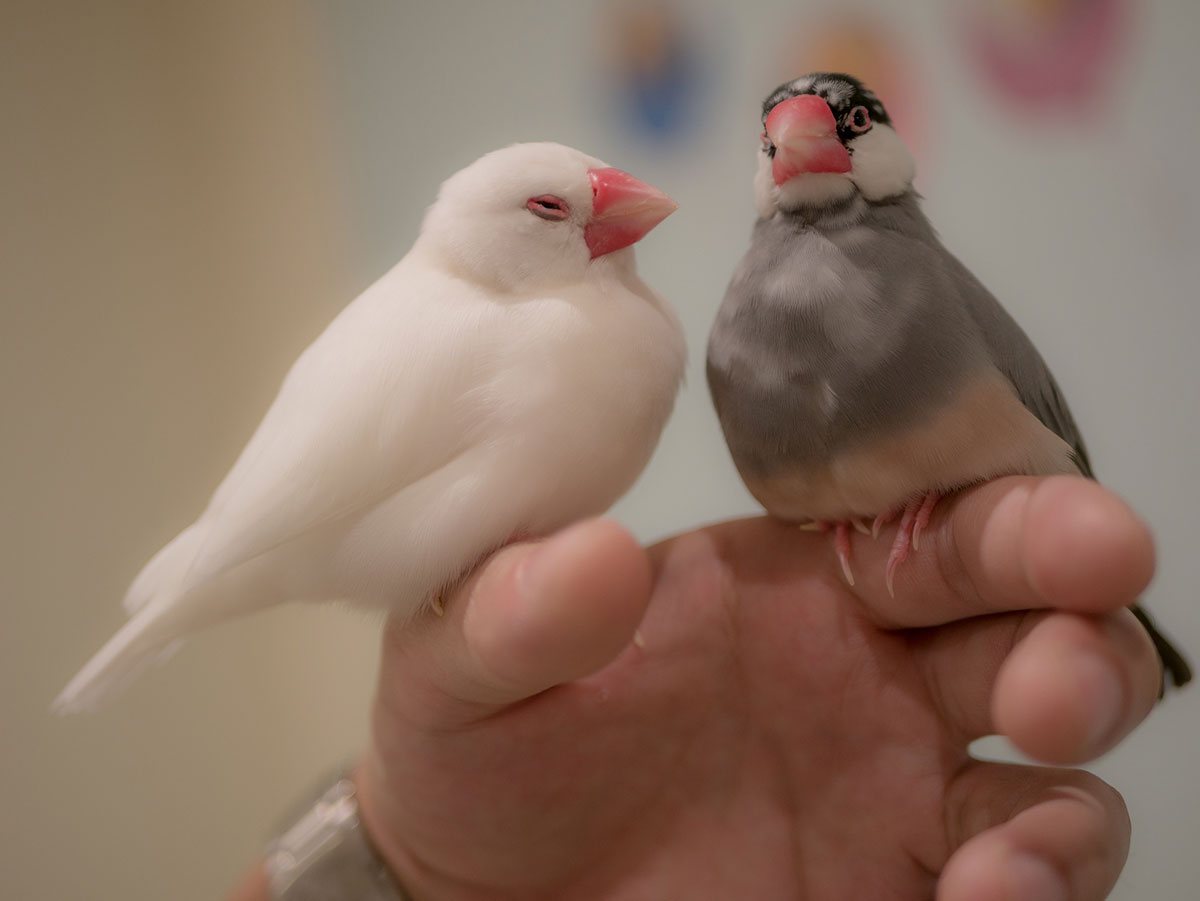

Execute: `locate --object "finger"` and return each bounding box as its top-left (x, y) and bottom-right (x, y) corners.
top-left (915, 609), bottom-right (1161, 762)
top-left (992, 608), bottom-right (1162, 763)
top-left (846, 476), bottom-right (1155, 629)
top-left (378, 518), bottom-right (652, 726)
top-left (939, 761), bottom-right (1129, 901)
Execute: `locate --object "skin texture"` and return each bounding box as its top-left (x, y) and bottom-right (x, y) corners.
top-left (228, 476), bottom-right (1162, 900)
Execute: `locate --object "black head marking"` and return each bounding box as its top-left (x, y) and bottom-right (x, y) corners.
top-left (761, 72), bottom-right (892, 146)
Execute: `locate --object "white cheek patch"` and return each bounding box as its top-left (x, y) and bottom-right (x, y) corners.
top-left (754, 121), bottom-right (915, 217)
top-left (847, 124), bottom-right (916, 201)
top-left (753, 152), bottom-right (777, 219)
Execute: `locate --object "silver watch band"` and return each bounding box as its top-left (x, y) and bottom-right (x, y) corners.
top-left (266, 777), bottom-right (412, 900)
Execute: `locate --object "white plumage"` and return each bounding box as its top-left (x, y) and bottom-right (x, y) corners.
top-left (55, 142), bottom-right (685, 713)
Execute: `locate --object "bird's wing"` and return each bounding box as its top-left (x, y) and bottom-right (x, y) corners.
top-left (947, 254), bottom-right (1094, 478)
top-left (177, 265), bottom-right (494, 593)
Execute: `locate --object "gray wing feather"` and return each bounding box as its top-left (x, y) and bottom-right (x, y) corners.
top-left (937, 242), bottom-right (1195, 688)
top-left (942, 253), bottom-right (1094, 478)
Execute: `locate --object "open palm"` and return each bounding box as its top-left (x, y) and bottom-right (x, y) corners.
top-left (348, 477), bottom-right (1161, 901)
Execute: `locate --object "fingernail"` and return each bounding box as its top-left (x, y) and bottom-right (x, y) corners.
top-left (1009, 853), bottom-right (1068, 901)
top-left (1078, 653), bottom-right (1124, 751)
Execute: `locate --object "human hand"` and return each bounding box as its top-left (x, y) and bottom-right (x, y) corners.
top-left (354, 476), bottom-right (1163, 900)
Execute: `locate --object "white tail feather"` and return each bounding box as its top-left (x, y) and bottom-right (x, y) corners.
top-left (57, 536), bottom-right (279, 713)
top-left (54, 522), bottom-right (210, 712)
top-left (122, 523), bottom-right (203, 615)
top-left (52, 601), bottom-right (187, 714)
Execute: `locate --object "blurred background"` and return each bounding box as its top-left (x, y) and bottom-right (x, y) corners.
top-left (2, 0), bottom-right (1196, 897)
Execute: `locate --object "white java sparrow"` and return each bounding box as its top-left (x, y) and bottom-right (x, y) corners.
top-left (55, 141), bottom-right (686, 713)
top-left (706, 73), bottom-right (1191, 690)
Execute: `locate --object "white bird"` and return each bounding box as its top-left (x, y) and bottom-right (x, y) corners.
top-left (55, 142), bottom-right (686, 713)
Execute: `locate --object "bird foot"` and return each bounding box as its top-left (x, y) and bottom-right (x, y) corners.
top-left (802, 494), bottom-right (940, 594)
top-left (883, 493), bottom-right (940, 597)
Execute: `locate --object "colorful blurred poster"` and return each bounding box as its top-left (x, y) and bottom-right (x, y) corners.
top-left (956, 0), bottom-right (1130, 121)
top-left (598, 0), bottom-right (709, 143)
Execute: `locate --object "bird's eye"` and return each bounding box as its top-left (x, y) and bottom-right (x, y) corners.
top-left (526, 195), bottom-right (570, 221)
top-left (848, 106), bottom-right (871, 133)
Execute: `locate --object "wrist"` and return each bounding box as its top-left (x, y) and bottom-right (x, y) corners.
top-left (264, 764), bottom-right (412, 900)
top-left (351, 756), bottom-right (420, 895)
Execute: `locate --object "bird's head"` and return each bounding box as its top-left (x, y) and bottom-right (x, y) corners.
top-left (754, 73), bottom-right (915, 217)
top-left (418, 142), bottom-right (677, 293)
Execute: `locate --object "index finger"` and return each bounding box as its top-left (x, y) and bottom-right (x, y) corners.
top-left (846, 476), bottom-right (1156, 629)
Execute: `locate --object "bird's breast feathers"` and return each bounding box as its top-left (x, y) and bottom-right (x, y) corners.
top-left (475, 279), bottom-right (685, 495)
top-left (709, 212), bottom-right (1077, 521)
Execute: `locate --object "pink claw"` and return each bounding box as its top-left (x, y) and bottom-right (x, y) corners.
top-left (800, 497), bottom-right (938, 591)
top-left (835, 522), bottom-right (854, 586)
top-left (871, 508), bottom-right (898, 539)
top-left (883, 492), bottom-right (942, 595)
top-left (911, 493), bottom-right (938, 551)
top-left (885, 505), bottom-right (918, 597)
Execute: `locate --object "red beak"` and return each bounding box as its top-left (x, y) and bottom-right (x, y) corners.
top-left (765, 94), bottom-right (852, 185)
top-left (585, 168), bottom-right (678, 258)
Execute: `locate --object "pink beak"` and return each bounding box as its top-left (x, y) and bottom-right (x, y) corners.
top-left (765, 94), bottom-right (852, 185)
top-left (584, 168), bottom-right (678, 258)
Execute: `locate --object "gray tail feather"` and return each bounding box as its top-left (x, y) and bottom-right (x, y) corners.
top-left (1131, 603), bottom-right (1192, 696)
top-left (51, 603), bottom-right (185, 714)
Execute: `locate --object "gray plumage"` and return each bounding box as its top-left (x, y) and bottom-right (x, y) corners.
top-left (708, 192), bottom-right (1084, 524)
top-left (709, 193), bottom-right (1085, 478)
top-left (708, 73), bottom-right (1190, 688)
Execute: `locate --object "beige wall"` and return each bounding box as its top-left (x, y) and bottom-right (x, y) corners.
top-left (1, 4), bottom-right (379, 898)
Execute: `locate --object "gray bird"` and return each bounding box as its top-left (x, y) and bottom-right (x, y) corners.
top-left (707, 72), bottom-right (1190, 690)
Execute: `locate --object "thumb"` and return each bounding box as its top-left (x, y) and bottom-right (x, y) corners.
top-left (378, 518), bottom-right (653, 726)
